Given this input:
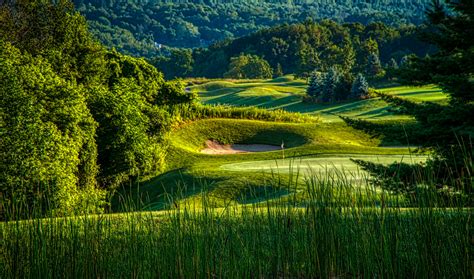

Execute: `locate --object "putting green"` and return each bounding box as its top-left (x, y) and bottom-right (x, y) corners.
top-left (220, 154), bottom-right (428, 175)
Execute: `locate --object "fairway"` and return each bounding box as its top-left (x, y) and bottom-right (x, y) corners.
top-left (193, 76), bottom-right (448, 122)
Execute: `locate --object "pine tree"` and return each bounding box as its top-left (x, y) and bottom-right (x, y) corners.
top-left (321, 66), bottom-right (340, 103)
top-left (306, 70), bottom-right (324, 99)
top-left (350, 73), bottom-right (369, 100)
top-left (352, 0), bottom-right (474, 195)
top-left (366, 52), bottom-right (383, 77)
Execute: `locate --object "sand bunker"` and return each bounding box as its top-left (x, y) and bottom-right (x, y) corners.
top-left (201, 140), bottom-right (281, 155)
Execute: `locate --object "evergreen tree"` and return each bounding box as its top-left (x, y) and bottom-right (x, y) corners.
top-left (350, 73), bottom-right (369, 99)
top-left (274, 63), bottom-right (284, 78)
top-left (321, 66), bottom-right (340, 103)
top-left (366, 52), bottom-right (383, 77)
top-left (306, 70), bottom-right (324, 99)
top-left (351, 0), bottom-right (474, 195)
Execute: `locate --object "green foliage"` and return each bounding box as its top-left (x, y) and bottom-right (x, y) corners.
top-left (0, 0), bottom-right (106, 84)
top-left (170, 103), bottom-right (316, 125)
top-left (224, 54), bottom-right (273, 79)
top-left (0, 1), bottom-right (197, 216)
top-left (0, 41), bottom-right (105, 216)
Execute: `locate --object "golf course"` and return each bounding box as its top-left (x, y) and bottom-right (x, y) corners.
top-left (1, 1), bottom-right (472, 277)
top-left (128, 77), bottom-right (435, 210)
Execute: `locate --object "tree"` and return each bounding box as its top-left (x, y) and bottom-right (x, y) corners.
top-left (366, 53), bottom-right (384, 77)
top-left (350, 73), bottom-right (369, 99)
top-left (306, 70), bottom-right (324, 99)
top-left (224, 54), bottom-right (273, 79)
top-left (0, 41), bottom-right (105, 216)
top-left (274, 63), bottom-right (284, 78)
top-left (321, 66), bottom-right (341, 103)
top-left (0, 1), bottom-right (196, 216)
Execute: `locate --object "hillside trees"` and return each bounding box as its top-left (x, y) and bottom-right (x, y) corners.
top-left (151, 20), bottom-right (432, 79)
top-left (73, 0), bottom-right (434, 55)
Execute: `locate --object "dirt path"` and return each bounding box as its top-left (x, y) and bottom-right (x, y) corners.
top-left (201, 140), bottom-right (281, 155)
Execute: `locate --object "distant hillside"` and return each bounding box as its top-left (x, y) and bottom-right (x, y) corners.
top-left (74, 0), bottom-right (432, 57)
top-left (152, 21), bottom-right (434, 79)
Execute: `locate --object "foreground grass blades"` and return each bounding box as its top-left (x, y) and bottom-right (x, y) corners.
top-left (1, 178), bottom-right (471, 278)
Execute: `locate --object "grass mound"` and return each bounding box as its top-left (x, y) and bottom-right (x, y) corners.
top-left (171, 119), bottom-right (310, 153)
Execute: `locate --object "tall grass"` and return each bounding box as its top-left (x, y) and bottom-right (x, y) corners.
top-left (1, 167), bottom-right (471, 278)
top-left (169, 103), bottom-right (317, 125)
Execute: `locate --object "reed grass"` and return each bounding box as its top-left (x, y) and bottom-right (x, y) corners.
top-left (170, 103), bottom-right (317, 125)
top-left (1, 167), bottom-right (471, 278)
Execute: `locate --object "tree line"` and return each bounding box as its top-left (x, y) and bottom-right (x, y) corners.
top-left (153, 20), bottom-right (433, 80)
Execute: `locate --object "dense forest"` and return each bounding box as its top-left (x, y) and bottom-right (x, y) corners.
top-left (152, 20), bottom-right (434, 79)
top-left (74, 0), bottom-right (433, 56)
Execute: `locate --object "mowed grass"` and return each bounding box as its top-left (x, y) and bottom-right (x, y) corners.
top-left (220, 154), bottom-right (428, 176)
top-left (192, 76), bottom-right (448, 122)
